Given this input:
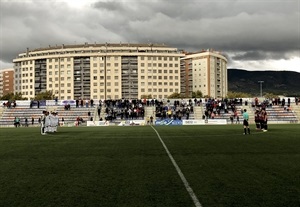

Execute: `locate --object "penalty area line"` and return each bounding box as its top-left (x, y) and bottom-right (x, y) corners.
top-left (151, 126), bottom-right (202, 207)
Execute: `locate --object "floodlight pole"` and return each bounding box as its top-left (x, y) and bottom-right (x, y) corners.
top-left (258, 81), bottom-right (264, 97)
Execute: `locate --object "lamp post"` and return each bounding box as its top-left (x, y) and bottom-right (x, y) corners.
top-left (258, 81), bottom-right (264, 97)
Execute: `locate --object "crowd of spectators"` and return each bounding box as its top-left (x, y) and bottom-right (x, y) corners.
top-left (203, 98), bottom-right (243, 119)
top-left (102, 99), bottom-right (146, 121)
top-left (2, 101), bottom-right (16, 108)
top-left (155, 99), bottom-right (193, 120)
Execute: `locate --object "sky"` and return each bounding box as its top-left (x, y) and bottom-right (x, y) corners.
top-left (0, 0), bottom-right (299, 72)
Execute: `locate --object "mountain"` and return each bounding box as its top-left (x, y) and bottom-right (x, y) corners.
top-left (228, 69), bottom-right (300, 96)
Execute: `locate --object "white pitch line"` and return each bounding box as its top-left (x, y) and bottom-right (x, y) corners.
top-left (151, 126), bottom-right (202, 207)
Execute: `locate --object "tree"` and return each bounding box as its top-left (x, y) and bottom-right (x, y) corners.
top-left (0, 92), bottom-right (26, 100)
top-left (192, 90), bottom-right (203, 98)
top-left (140, 94), bottom-right (152, 99)
top-left (168, 92), bottom-right (182, 99)
top-left (226, 91), bottom-right (251, 99)
top-left (34, 90), bottom-right (54, 100)
top-left (264, 93), bottom-right (278, 99)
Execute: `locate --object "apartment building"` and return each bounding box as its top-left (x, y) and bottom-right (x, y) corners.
top-left (181, 50), bottom-right (228, 98)
top-left (0, 68), bottom-right (14, 97)
top-left (13, 43), bottom-right (184, 100)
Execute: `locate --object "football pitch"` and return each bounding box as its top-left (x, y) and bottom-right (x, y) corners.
top-left (0, 124), bottom-right (299, 207)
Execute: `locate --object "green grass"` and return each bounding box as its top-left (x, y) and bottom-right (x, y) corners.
top-left (0, 124), bottom-right (299, 207)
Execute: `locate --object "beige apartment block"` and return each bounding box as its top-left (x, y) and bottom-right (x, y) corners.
top-left (13, 43), bottom-right (185, 100)
top-left (181, 50), bottom-right (228, 98)
top-left (0, 68), bottom-right (14, 97)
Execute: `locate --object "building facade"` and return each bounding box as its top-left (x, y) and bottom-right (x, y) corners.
top-left (13, 43), bottom-right (184, 100)
top-left (0, 68), bottom-right (14, 97)
top-left (12, 44), bottom-right (228, 100)
top-left (180, 50), bottom-right (227, 98)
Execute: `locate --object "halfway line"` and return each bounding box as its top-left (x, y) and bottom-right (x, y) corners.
top-left (151, 126), bottom-right (202, 207)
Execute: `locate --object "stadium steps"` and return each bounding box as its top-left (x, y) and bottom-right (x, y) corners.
top-left (55, 106), bottom-right (94, 125)
top-left (0, 107), bottom-right (46, 127)
top-left (264, 105), bottom-right (298, 123)
top-left (291, 103), bottom-right (300, 121)
top-left (193, 106), bottom-right (203, 120)
top-left (144, 106), bottom-right (156, 123)
top-left (0, 107), bottom-right (5, 119)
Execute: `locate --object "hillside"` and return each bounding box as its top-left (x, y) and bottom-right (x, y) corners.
top-left (228, 69), bottom-right (300, 96)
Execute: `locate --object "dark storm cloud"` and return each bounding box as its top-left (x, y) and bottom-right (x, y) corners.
top-left (231, 51), bottom-right (293, 61)
top-left (0, 0), bottom-right (299, 71)
top-left (90, 0), bottom-right (299, 60)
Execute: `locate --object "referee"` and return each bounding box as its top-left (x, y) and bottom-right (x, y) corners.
top-left (243, 109), bottom-right (251, 135)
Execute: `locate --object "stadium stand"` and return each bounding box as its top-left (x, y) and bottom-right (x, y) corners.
top-left (0, 98), bottom-right (298, 127)
top-left (0, 106), bottom-right (47, 127)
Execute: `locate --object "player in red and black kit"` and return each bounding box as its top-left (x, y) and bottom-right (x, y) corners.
top-left (254, 109), bottom-right (261, 130)
top-left (261, 109), bottom-right (268, 132)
